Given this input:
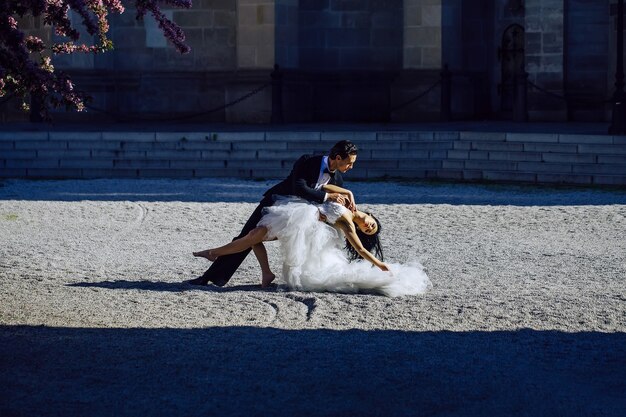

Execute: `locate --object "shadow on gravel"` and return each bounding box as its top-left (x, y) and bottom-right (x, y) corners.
top-left (68, 280), bottom-right (277, 293)
top-left (1, 325), bottom-right (624, 417)
top-left (1, 178), bottom-right (625, 206)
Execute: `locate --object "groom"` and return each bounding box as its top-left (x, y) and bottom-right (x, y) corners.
top-left (187, 140), bottom-right (359, 286)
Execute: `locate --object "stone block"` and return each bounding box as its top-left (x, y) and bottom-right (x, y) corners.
top-left (68, 141), bottom-right (122, 150)
top-left (287, 141), bottom-right (334, 151)
top-left (60, 159), bottom-right (114, 169)
top-left (372, 29), bottom-right (402, 47)
top-left (429, 150), bottom-right (447, 159)
top-left (578, 144), bottom-right (626, 155)
top-left (228, 160), bottom-right (283, 169)
top-left (49, 132), bottom-right (102, 141)
top-left (452, 142), bottom-right (471, 150)
top-left (523, 143), bottom-right (577, 153)
top-left (180, 142), bottom-right (232, 151)
top-left (558, 134), bottom-right (613, 145)
top-left (146, 150), bottom-right (203, 160)
top-left (7, 159), bottom-right (59, 169)
top-left (214, 10), bottom-right (237, 27)
top-left (447, 150), bottom-right (468, 159)
top-left (542, 153), bottom-right (596, 164)
top-left (251, 169), bottom-right (289, 179)
top-left (139, 169), bottom-right (194, 178)
top-left (0, 168), bottom-right (27, 178)
top-left (265, 132), bottom-right (321, 141)
top-left (366, 169), bottom-right (428, 179)
top-left (442, 160), bottom-right (464, 169)
top-left (407, 132), bottom-right (436, 141)
top-left (201, 150), bottom-right (256, 160)
top-left (113, 160), bottom-right (170, 169)
top-left (468, 151), bottom-right (489, 160)
top-left (573, 164), bottom-right (626, 175)
top-left (103, 132), bottom-right (156, 142)
top-left (462, 170), bottom-right (483, 181)
top-left (300, 0), bottom-right (330, 10)
top-left (156, 132), bottom-right (214, 142)
top-left (537, 173), bottom-right (593, 185)
top-left (26, 168), bottom-right (82, 178)
top-left (506, 133), bottom-right (558, 143)
top-left (483, 171), bottom-right (536, 183)
top-left (597, 155), bottom-right (626, 164)
top-left (1, 150), bottom-right (37, 159)
top-left (613, 136), bottom-right (626, 145)
top-left (213, 132), bottom-right (265, 141)
top-left (0, 142), bottom-right (14, 150)
top-left (80, 169), bottom-right (137, 178)
top-left (38, 150), bottom-right (91, 159)
top-left (330, 0), bottom-right (368, 11)
top-left (377, 132), bottom-right (409, 141)
top-left (194, 168), bottom-right (253, 178)
top-left (170, 160), bottom-right (225, 169)
top-left (398, 160), bottom-right (442, 169)
top-left (15, 141), bottom-right (67, 150)
top-left (517, 162), bottom-right (572, 173)
top-left (592, 175), bottom-right (626, 186)
top-left (459, 132), bottom-right (506, 141)
top-left (429, 169), bottom-right (463, 180)
top-left (0, 132), bottom-right (48, 141)
top-left (404, 142), bottom-right (452, 150)
top-left (233, 142), bottom-right (287, 151)
top-left (321, 132), bottom-right (377, 141)
top-left (488, 151), bottom-right (542, 162)
top-left (257, 150), bottom-right (304, 159)
top-left (469, 142), bottom-right (523, 151)
top-left (92, 150), bottom-right (145, 159)
top-left (433, 132), bottom-right (459, 140)
top-left (465, 160), bottom-right (518, 171)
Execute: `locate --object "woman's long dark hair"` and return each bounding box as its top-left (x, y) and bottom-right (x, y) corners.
top-left (345, 213), bottom-right (383, 262)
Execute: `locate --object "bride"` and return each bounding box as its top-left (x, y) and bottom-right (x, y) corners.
top-left (193, 184), bottom-right (430, 297)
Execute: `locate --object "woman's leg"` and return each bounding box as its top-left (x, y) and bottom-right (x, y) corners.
top-left (252, 242), bottom-right (276, 288)
top-left (193, 226), bottom-right (268, 261)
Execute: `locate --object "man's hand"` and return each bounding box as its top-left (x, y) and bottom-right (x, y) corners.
top-left (327, 193), bottom-right (347, 206)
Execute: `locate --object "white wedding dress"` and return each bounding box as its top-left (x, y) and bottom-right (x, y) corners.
top-left (257, 198), bottom-right (431, 297)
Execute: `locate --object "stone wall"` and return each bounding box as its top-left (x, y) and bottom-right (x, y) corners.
top-left (565, 0), bottom-right (610, 122)
top-left (237, 0), bottom-right (275, 68)
top-left (297, 0), bottom-right (403, 70)
top-left (404, 0), bottom-right (442, 69)
top-left (525, 0), bottom-right (568, 121)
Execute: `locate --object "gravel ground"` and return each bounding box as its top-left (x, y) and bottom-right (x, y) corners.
top-left (1, 178), bottom-right (625, 416)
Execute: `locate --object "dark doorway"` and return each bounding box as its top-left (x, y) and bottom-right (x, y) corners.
top-left (499, 24), bottom-right (525, 113)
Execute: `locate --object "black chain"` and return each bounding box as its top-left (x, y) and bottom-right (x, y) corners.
top-left (85, 82), bottom-right (271, 122)
top-left (391, 79), bottom-right (441, 112)
top-left (527, 80), bottom-right (613, 106)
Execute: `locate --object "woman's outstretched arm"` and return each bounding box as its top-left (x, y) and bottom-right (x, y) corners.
top-left (335, 218), bottom-right (389, 271)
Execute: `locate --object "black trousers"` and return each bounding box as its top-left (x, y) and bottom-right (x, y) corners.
top-left (200, 195), bottom-right (274, 286)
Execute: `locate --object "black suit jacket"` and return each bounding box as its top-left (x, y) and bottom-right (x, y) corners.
top-left (264, 154), bottom-right (344, 203)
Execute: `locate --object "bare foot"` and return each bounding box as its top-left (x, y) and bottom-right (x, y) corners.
top-left (261, 272), bottom-right (276, 288)
top-left (193, 249), bottom-right (218, 262)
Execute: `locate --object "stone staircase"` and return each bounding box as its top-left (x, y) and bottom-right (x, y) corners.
top-left (1, 130), bottom-right (625, 186)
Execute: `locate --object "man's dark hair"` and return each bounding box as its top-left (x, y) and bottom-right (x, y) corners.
top-left (329, 140), bottom-right (358, 159)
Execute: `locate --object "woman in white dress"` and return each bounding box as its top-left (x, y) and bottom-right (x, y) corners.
top-left (193, 185), bottom-right (430, 297)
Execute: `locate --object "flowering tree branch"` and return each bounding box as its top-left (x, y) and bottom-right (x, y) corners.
top-left (0, 0), bottom-right (192, 120)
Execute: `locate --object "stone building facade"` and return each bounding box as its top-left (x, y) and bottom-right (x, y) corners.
top-left (1, 0), bottom-right (618, 123)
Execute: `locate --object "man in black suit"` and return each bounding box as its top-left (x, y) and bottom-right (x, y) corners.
top-left (187, 140), bottom-right (359, 287)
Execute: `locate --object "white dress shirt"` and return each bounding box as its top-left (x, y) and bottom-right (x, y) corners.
top-left (315, 156), bottom-right (333, 201)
